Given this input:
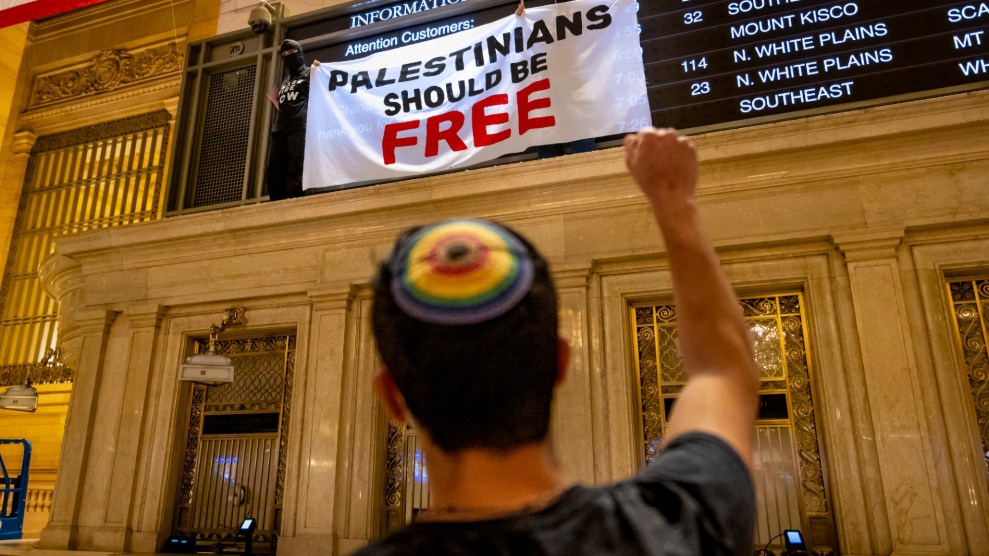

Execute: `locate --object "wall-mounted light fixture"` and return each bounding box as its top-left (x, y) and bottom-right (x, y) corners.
top-left (180, 308), bottom-right (247, 386)
top-left (0, 348), bottom-right (64, 413)
top-left (0, 379), bottom-right (38, 413)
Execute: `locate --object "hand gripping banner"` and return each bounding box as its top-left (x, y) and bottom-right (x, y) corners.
top-left (304, 0), bottom-right (650, 189)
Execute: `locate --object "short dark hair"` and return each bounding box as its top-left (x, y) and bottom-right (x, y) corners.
top-left (371, 220), bottom-right (559, 452)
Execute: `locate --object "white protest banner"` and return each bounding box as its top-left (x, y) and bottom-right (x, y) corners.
top-left (304, 0), bottom-right (649, 189)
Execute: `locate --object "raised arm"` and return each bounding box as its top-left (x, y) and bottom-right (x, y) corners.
top-left (625, 128), bottom-right (759, 467)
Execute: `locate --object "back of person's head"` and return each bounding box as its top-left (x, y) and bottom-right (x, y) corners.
top-left (371, 219), bottom-right (559, 453)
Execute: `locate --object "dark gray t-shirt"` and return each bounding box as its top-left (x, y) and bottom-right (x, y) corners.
top-left (356, 432), bottom-right (755, 555)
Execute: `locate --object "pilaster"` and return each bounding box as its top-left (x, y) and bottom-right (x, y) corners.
top-left (92, 304), bottom-right (167, 552)
top-left (282, 284), bottom-right (358, 555)
top-left (552, 263), bottom-right (596, 484)
top-left (0, 130), bottom-right (36, 283)
top-left (38, 308), bottom-right (118, 550)
top-left (832, 228), bottom-right (952, 554)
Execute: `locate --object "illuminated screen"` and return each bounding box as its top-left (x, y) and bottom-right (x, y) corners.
top-left (641, 1), bottom-right (989, 129)
top-left (296, 0), bottom-right (989, 133)
top-left (786, 530), bottom-right (805, 544)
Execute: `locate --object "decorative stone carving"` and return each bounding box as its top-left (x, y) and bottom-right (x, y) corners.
top-left (11, 131), bottom-right (38, 155)
top-left (30, 109), bottom-right (170, 153)
top-left (32, 42), bottom-right (182, 106)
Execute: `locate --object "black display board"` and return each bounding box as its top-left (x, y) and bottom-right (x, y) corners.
top-left (639, 1), bottom-right (989, 129)
top-left (298, 0), bottom-right (988, 132)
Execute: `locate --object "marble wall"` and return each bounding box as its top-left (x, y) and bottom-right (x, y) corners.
top-left (1, 1), bottom-right (988, 555)
top-left (0, 0), bottom-right (220, 544)
top-left (0, 23), bottom-right (30, 292)
top-left (31, 89), bottom-right (989, 555)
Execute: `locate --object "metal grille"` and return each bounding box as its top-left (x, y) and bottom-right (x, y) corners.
top-left (191, 437), bottom-right (278, 533)
top-left (946, 279), bottom-right (989, 480)
top-left (382, 421), bottom-right (405, 534)
top-left (633, 293), bottom-right (835, 555)
top-left (205, 351), bottom-right (285, 411)
top-left (0, 111), bottom-right (169, 369)
top-left (192, 66), bottom-right (256, 208)
top-left (175, 334), bottom-right (295, 545)
top-left (753, 426), bottom-right (802, 539)
top-left (382, 422), bottom-right (430, 533)
top-left (404, 427), bottom-right (430, 523)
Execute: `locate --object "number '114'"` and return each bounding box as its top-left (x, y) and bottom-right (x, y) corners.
top-left (681, 57), bottom-right (708, 73)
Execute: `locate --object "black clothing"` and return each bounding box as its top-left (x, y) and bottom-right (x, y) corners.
top-left (266, 127), bottom-right (306, 201)
top-left (280, 39), bottom-right (305, 72)
top-left (356, 432), bottom-right (755, 555)
top-left (266, 65), bottom-right (310, 200)
top-left (272, 66), bottom-right (310, 134)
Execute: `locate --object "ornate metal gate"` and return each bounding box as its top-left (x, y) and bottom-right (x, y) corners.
top-left (633, 293), bottom-right (837, 555)
top-left (173, 334), bottom-right (295, 546)
top-left (946, 278), bottom-right (989, 481)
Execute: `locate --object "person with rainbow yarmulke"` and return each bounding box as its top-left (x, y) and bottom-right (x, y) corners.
top-left (362, 128), bottom-right (759, 555)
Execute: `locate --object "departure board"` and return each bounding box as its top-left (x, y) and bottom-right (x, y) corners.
top-left (638, 1), bottom-right (989, 129)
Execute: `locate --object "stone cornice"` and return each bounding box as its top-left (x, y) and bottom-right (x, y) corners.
top-left (553, 264), bottom-right (594, 290)
top-left (38, 254), bottom-right (85, 303)
top-left (67, 308), bottom-right (118, 336)
top-left (50, 90), bottom-right (989, 271)
top-left (308, 284), bottom-right (360, 312)
top-left (125, 304), bottom-right (167, 329)
top-left (833, 228), bottom-right (906, 263)
top-left (694, 88), bottom-right (989, 161)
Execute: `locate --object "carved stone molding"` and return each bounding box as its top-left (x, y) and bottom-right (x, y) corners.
top-left (31, 42), bottom-right (182, 107)
top-left (309, 284), bottom-right (361, 312)
top-left (11, 131), bottom-right (38, 155)
top-left (125, 304), bottom-right (167, 330)
top-left (553, 263), bottom-right (594, 290)
top-left (161, 96), bottom-right (180, 117)
top-left (38, 254), bottom-right (84, 304)
top-left (57, 309), bottom-right (117, 371)
top-left (20, 78), bottom-right (180, 129)
top-left (833, 228), bottom-right (906, 263)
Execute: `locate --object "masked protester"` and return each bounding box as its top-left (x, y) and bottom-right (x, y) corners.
top-left (266, 39), bottom-right (313, 201)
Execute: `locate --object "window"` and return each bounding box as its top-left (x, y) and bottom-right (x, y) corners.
top-left (0, 111), bottom-right (169, 377)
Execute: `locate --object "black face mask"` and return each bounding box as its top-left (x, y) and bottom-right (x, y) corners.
top-left (284, 51), bottom-right (305, 72)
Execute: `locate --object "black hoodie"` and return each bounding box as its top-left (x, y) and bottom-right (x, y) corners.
top-left (273, 39), bottom-right (310, 133)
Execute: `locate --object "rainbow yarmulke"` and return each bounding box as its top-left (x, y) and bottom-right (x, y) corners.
top-left (389, 219), bottom-right (534, 325)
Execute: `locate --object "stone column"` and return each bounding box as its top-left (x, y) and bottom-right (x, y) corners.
top-left (279, 285), bottom-right (359, 556)
top-left (0, 130), bottom-right (36, 281)
top-left (832, 229), bottom-right (955, 555)
top-left (37, 254), bottom-right (117, 550)
top-left (91, 304), bottom-right (166, 552)
top-left (552, 264), bottom-right (597, 484)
